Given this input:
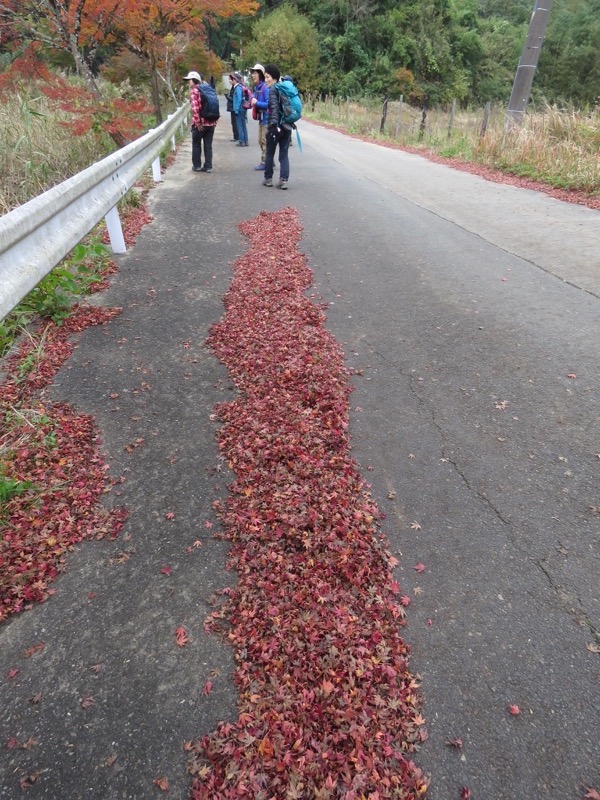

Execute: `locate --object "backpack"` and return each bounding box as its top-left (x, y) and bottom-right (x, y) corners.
top-left (275, 79), bottom-right (302, 125)
top-left (197, 83), bottom-right (220, 121)
top-left (241, 84), bottom-right (253, 110)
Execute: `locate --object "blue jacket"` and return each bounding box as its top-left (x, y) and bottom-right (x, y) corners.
top-left (253, 81), bottom-right (269, 125)
top-left (232, 83), bottom-right (246, 115)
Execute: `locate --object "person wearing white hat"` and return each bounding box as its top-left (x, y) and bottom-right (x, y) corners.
top-left (183, 71), bottom-right (219, 172)
top-left (250, 63), bottom-right (269, 170)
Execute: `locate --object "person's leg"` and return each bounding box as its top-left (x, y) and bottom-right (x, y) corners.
top-left (230, 112), bottom-right (238, 141)
top-left (202, 127), bottom-right (214, 170)
top-left (191, 126), bottom-right (202, 170)
top-left (236, 112), bottom-right (248, 145)
top-left (277, 130), bottom-right (291, 186)
top-left (258, 123), bottom-right (267, 163)
top-left (263, 129), bottom-right (277, 185)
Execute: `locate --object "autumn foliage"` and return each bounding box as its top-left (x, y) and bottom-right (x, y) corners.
top-left (188, 208), bottom-right (428, 798)
top-left (0, 306), bottom-right (127, 623)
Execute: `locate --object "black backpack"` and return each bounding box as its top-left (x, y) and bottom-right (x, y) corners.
top-left (197, 83), bottom-right (220, 121)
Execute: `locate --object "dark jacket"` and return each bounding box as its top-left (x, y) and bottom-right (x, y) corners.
top-left (266, 84), bottom-right (283, 129)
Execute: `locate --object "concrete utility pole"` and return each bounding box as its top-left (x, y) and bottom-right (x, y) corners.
top-left (506, 0), bottom-right (554, 127)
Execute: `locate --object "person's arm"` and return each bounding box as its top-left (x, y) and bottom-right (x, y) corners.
top-left (267, 85), bottom-right (280, 129)
top-left (255, 84), bottom-right (269, 111)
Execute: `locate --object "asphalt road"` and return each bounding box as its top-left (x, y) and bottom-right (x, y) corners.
top-left (1, 116), bottom-right (598, 799)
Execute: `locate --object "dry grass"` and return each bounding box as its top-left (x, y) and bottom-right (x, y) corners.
top-left (306, 96), bottom-right (600, 194)
top-left (0, 87), bottom-right (111, 215)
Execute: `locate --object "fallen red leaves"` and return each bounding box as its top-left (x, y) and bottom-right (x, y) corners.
top-left (188, 208), bottom-right (427, 798)
top-left (0, 305), bottom-right (127, 623)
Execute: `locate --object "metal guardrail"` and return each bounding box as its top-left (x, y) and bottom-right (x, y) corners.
top-left (0, 103), bottom-right (190, 323)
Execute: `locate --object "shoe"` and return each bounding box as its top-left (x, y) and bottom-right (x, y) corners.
top-left (200, 167), bottom-right (212, 173)
top-left (262, 179), bottom-right (273, 187)
top-left (230, 138), bottom-right (238, 142)
top-left (236, 142), bottom-right (246, 147)
top-left (192, 166), bottom-right (202, 172)
top-left (254, 163), bottom-right (265, 171)
top-left (278, 180), bottom-right (288, 190)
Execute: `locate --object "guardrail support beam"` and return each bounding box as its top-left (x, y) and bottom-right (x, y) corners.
top-left (105, 206), bottom-right (127, 254)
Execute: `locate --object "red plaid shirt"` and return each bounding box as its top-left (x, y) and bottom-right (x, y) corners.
top-left (190, 84), bottom-right (218, 128)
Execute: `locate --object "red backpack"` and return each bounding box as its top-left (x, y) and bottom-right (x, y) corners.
top-left (241, 84), bottom-right (253, 110)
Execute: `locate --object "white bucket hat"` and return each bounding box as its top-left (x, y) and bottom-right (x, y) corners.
top-left (183, 71), bottom-right (202, 81)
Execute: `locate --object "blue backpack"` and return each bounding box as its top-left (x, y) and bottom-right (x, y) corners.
top-left (275, 79), bottom-right (302, 126)
top-left (198, 82), bottom-right (220, 121)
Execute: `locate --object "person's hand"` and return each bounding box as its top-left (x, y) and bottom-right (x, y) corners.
top-left (250, 97), bottom-right (257, 106)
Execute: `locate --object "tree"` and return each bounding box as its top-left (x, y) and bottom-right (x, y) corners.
top-left (115, 0), bottom-right (258, 123)
top-left (244, 3), bottom-right (320, 96)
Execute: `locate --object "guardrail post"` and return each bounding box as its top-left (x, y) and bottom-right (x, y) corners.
top-left (105, 206), bottom-right (127, 254)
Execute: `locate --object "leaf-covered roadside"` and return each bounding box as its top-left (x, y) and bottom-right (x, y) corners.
top-left (0, 306), bottom-right (128, 622)
top-left (0, 196), bottom-right (152, 623)
top-left (188, 208), bottom-right (428, 799)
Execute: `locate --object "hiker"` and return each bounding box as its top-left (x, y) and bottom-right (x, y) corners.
top-left (250, 63), bottom-right (269, 171)
top-left (184, 71), bottom-right (219, 173)
top-left (230, 72), bottom-right (249, 147)
top-left (226, 76), bottom-right (239, 142)
top-left (262, 64), bottom-right (291, 190)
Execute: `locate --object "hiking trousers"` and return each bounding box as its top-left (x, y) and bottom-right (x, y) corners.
top-left (264, 128), bottom-right (291, 182)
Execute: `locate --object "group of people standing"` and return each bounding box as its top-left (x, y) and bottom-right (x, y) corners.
top-left (185, 63), bottom-right (293, 190)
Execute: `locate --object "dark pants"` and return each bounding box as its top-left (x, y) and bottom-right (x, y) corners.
top-left (191, 125), bottom-right (215, 170)
top-left (230, 112), bottom-right (238, 140)
top-left (264, 128), bottom-right (291, 181)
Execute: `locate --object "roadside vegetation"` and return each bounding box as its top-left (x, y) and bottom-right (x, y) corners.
top-left (305, 97), bottom-right (600, 196)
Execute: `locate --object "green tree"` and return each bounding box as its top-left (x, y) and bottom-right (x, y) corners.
top-left (244, 3), bottom-right (320, 95)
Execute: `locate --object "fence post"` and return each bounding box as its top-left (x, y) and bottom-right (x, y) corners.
top-left (419, 98), bottom-right (428, 141)
top-left (104, 206), bottom-right (127, 254)
top-left (346, 96), bottom-right (350, 125)
top-left (394, 95), bottom-right (403, 138)
top-left (380, 93), bottom-right (388, 134)
top-left (480, 101), bottom-right (492, 140)
top-left (447, 98), bottom-right (456, 140)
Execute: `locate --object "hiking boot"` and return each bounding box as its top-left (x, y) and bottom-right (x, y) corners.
top-left (200, 167), bottom-right (212, 173)
top-left (254, 163), bottom-right (265, 171)
top-left (192, 166), bottom-right (202, 172)
top-left (262, 178), bottom-right (273, 187)
top-left (277, 180), bottom-right (288, 190)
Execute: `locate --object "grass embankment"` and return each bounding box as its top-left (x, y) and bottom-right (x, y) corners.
top-left (306, 97), bottom-right (600, 196)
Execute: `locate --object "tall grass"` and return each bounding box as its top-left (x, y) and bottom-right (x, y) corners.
top-left (0, 86), bottom-right (114, 215)
top-left (306, 97), bottom-right (600, 194)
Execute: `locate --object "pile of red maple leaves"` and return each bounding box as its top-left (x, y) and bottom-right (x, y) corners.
top-left (0, 306), bottom-right (127, 624)
top-left (188, 208), bottom-right (428, 799)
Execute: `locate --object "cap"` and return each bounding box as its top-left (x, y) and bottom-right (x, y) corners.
top-left (230, 72), bottom-right (243, 83)
top-left (251, 63), bottom-right (265, 75)
top-left (183, 71), bottom-right (201, 81)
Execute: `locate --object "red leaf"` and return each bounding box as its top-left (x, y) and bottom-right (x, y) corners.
top-left (446, 738), bottom-right (463, 749)
top-left (508, 704), bottom-right (521, 716)
top-left (153, 776), bottom-right (170, 792)
top-left (7, 668), bottom-right (19, 680)
top-left (175, 626), bottom-right (189, 647)
top-left (165, 512), bottom-right (176, 520)
top-left (201, 681), bottom-right (213, 696)
top-left (584, 789), bottom-right (600, 800)
top-left (160, 566), bottom-right (173, 576)
top-left (412, 562), bottom-right (426, 573)
top-left (461, 788), bottom-right (472, 799)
